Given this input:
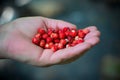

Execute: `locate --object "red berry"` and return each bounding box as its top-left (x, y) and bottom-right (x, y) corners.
top-left (38, 28), bottom-right (45, 34)
top-left (46, 37), bottom-right (52, 43)
top-left (70, 29), bottom-right (77, 37)
top-left (78, 30), bottom-right (86, 38)
top-left (32, 37), bottom-right (39, 45)
top-left (65, 31), bottom-right (70, 36)
top-left (45, 43), bottom-right (50, 49)
top-left (48, 28), bottom-right (53, 35)
top-left (51, 45), bottom-right (58, 52)
top-left (42, 33), bottom-right (49, 39)
top-left (49, 42), bottom-right (54, 48)
top-left (59, 33), bottom-right (66, 39)
top-left (60, 39), bottom-right (67, 45)
top-left (77, 39), bottom-right (84, 43)
top-left (63, 27), bottom-right (70, 32)
top-left (71, 43), bottom-right (76, 46)
top-left (35, 33), bottom-right (41, 40)
top-left (75, 36), bottom-right (83, 42)
top-left (50, 33), bottom-right (59, 39)
top-left (58, 29), bottom-right (66, 39)
top-left (72, 40), bottom-right (78, 45)
top-left (39, 40), bottom-right (45, 48)
top-left (58, 29), bottom-right (63, 33)
top-left (58, 43), bottom-right (64, 49)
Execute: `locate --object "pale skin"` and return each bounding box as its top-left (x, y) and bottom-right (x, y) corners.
top-left (0, 17), bottom-right (100, 67)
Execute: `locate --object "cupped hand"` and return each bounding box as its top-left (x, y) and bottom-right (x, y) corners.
top-left (0, 17), bottom-right (100, 67)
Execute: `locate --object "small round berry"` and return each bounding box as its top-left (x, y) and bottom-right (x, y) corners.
top-left (35, 33), bottom-right (41, 40)
top-left (45, 43), bottom-right (50, 49)
top-left (46, 37), bottom-right (52, 43)
top-left (39, 40), bottom-right (46, 48)
top-left (32, 37), bottom-right (39, 45)
top-left (49, 42), bottom-right (54, 48)
top-left (51, 45), bottom-right (58, 52)
top-left (78, 30), bottom-right (86, 38)
top-left (60, 39), bottom-right (67, 45)
top-left (59, 33), bottom-right (66, 39)
top-left (38, 28), bottom-right (46, 34)
top-left (70, 29), bottom-right (77, 37)
top-left (42, 33), bottom-right (49, 39)
top-left (58, 43), bottom-right (64, 49)
top-left (50, 33), bottom-right (59, 39)
top-left (63, 27), bottom-right (70, 32)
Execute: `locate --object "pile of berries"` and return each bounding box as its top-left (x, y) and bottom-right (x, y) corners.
top-left (32, 27), bottom-right (89, 52)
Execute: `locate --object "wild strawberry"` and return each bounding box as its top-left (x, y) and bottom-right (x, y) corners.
top-left (35, 33), bottom-right (41, 40)
top-left (46, 37), bottom-right (52, 43)
top-left (77, 39), bottom-right (84, 44)
top-left (32, 37), bottom-right (39, 45)
top-left (59, 33), bottom-right (66, 39)
top-left (51, 45), bottom-right (58, 52)
top-left (50, 33), bottom-right (59, 39)
top-left (72, 40), bottom-right (78, 45)
top-left (45, 43), bottom-right (50, 49)
top-left (38, 28), bottom-right (45, 34)
top-left (48, 28), bottom-right (53, 35)
top-left (78, 30), bottom-right (86, 38)
top-left (71, 43), bottom-right (76, 47)
top-left (70, 29), bottom-right (77, 37)
top-left (58, 43), bottom-right (64, 49)
top-left (60, 39), bottom-right (67, 45)
top-left (63, 27), bottom-right (70, 32)
top-left (65, 31), bottom-right (70, 36)
top-left (42, 33), bottom-right (49, 39)
top-left (49, 42), bottom-right (54, 48)
top-left (39, 40), bottom-right (45, 48)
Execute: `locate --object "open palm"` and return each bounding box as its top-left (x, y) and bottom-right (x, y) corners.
top-left (1, 17), bottom-right (100, 67)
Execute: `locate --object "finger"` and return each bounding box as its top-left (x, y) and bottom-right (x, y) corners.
top-left (85, 36), bottom-right (100, 46)
top-left (84, 30), bottom-right (101, 40)
top-left (42, 17), bottom-right (77, 29)
top-left (85, 26), bottom-right (98, 31)
top-left (60, 36), bottom-right (100, 64)
top-left (50, 42), bottom-right (92, 64)
top-left (35, 49), bottom-right (54, 67)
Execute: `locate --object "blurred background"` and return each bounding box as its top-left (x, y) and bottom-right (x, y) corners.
top-left (0, 0), bottom-right (120, 80)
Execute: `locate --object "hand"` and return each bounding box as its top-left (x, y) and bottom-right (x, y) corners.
top-left (0, 17), bottom-right (100, 67)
